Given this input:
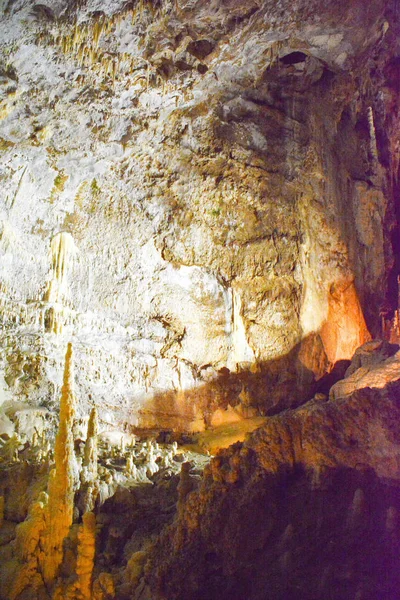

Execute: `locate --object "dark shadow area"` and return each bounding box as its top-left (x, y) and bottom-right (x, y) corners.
top-left (95, 478), bottom-right (180, 568)
top-left (280, 51), bottom-right (308, 65)
top-left (150, 463), bottom-right (400, 600)
top-left (315, 359), bottom-right (350, 396)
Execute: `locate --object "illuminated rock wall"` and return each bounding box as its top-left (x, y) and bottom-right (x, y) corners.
top-left (0, 0), bottom-right (399, 431)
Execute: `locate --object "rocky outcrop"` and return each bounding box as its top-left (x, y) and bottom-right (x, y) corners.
top-left (330, 338), bottom-right (400, 400)
top-left (147, 342), bottom-right (400, 600)
top-left (0, 0), bottom-right (399, 431)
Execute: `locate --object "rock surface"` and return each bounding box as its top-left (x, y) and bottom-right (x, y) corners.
top-left (147, 344), bottom-right (400, 600)
top-left (0, 0), bottom-right (399, 430)
top-left (1, 1), bottom-right (400, 596)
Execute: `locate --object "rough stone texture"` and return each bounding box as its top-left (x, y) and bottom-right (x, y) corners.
top-left (330, 339), bottom-right (400, 400)
top-left (1, 2), bottom-right (400, 598)
top-left (0, 0), bottom-right (399, 431)
top-left (147, 349), bottom-right (400, 600)
top-left (0, 0), bottom-right (399, 430)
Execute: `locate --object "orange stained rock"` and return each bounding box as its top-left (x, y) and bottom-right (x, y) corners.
top-left (210, 406), bottom-right (243, 428)
top-left (195, 416), bottom-right (267, 454)
top-left (76, 511), bottom-right (97, 599)
top-left (43, 342), bottom-right (77, 585)
top-left (321, 280), bottom-right (371, 364)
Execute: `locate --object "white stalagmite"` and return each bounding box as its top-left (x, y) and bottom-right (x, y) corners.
top-left (367, 106), bottom-right (379, 164)
top-left (84, 406), bottom-right (99, 478)
top-left (80, 406), bottom-right (99, 514)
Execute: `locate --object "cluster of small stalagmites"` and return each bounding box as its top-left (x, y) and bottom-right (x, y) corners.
top-left (1, 344), bottom-right (101, 600)
top-left (0, 340), bottom-right (205, 600)
top-left (97, 437), bottom-right (182, 487)
top-left (0, 429), bottom-right (52, 465)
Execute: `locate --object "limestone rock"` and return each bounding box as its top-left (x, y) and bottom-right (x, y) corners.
top-left (0, 0), bottom-right (398, 431)
top-left (330, 341), bottom-right (400, 401)
top-left (147, 365), bottom-right (400, 600)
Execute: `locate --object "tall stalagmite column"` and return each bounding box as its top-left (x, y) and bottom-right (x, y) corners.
top-left (83, 406), bottom-right (98, 478)
top-left (43, 342), bottom-right (76, 585)
top-left (79, 405), bottom-right (99, 514)
top-left (75, 511), bottom-right (97, 599)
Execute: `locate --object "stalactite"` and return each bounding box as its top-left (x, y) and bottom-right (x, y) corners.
top-left (93, 19), bottom-right (105, 49)
top-left (42, 342), bottom-right (77, 585)
top-left (45, 231), bottom-right (77, 304)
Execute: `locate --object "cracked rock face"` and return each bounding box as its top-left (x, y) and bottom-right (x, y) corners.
top-left (0, 0), bottom-right (399, 432)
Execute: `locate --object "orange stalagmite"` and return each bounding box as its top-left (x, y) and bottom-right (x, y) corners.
top-left (42, 342), bottom-right (77, 585)
top-left (75, 511), bottom-right (97, 599)
top-left (53, 511), bottom-right (97, 600)
top-left (9, 492), bottom-right (48, 600)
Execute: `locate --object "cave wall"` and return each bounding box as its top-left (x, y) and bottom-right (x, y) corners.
top-left (0, 0), bottom-right (399, 432)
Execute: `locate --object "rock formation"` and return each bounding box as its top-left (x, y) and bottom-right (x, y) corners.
top-left (0, 0), bottom-right (400, 598)
top-left (0, 0), bottom-right (398, 432)
top-left (79, 406), bottom-right (99, 514)
top-left (0, 341), bottom-right (208, 600)
top-left (62, 511), bottom-right (97, 600)
top-left (43, 342), bottom-right (77, 585)
top-left (147, 345), bottom-right (400, 600)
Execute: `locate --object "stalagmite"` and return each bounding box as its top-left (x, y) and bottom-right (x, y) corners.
top-left (42, 342), bottom-right (77, 585)
top-left (367, 106), bottom-right (379, 164)
top-left (177, 462), bottom-right (195, 513)
top-left (0, 495), bottom-right (4, 527)
top-left (126, 454), bottom-right (137, 478)
top-left (84, 406), bottom-right (98, 477)
top-left (78, 406), bottom-right (100, 514)
top-left (75, 511), bottom-right (97, 599)
top-left (10, 492), bottom-right (49, 600)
